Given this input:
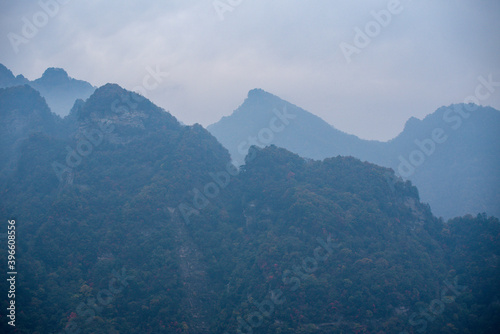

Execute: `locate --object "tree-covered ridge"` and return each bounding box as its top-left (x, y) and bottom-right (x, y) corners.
top-left (0, 85), bottom-right (60, 175)
top-left (0, 85), bottom-right (498, 333)
top-left (208, 90), bottom-right (500, 219)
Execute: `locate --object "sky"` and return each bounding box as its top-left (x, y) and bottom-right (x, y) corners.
top-left (1, 0), bottom-right (499, 141)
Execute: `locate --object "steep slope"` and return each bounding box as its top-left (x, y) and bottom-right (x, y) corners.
top-left (387, 104), bottom-right (500, 218)
top-left (0, 84), bottom-right (498, 334)
top-left (0, 63), bottom-right (29, 87)
top-left (30, 67), bottom-right (96, 117)
top-left (208, 90), bottom-right (500, 219)
top-left (0, 64), bottom-right (96, 117)
top-left (0, 85), bottom-right (60, 175)
top-left (178, 145), bottom-right (500, 333)
top-left (0, 84), bottom-right (232, 333)
top-left (210, 146), bottom-right (445, 333)
top-left (207, 89), bottom-right (383, 165)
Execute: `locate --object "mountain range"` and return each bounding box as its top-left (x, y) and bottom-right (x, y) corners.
top-left (0, 78), bottom-right (499, 333)
top-left (2, 63), bottom-right (496, 220)
top-left (208, 89), bottom-right (500, 219)
top-left (0, 64), bottom-right (95, 117)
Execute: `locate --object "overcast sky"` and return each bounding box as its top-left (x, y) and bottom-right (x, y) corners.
top-left (1, 0), bottom-right (499, 141)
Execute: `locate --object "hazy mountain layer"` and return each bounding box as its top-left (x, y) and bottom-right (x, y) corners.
top-left (0, 84), bottom-right (498, 333)
top-left (0, 64), bottom-right (95, 117)
top-left (208, 89), bottom-right (500, 219)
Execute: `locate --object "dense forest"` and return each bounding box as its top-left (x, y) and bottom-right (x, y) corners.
top-left (0, 84), bottom-right (499, 333)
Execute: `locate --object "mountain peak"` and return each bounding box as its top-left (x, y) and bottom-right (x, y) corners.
top-left (80, 83), bottom-right (138, 118)
top-left (403, 116), bottom-right (420, 131)
top-left (0, 63), bottom-right (15, 80)
top-left (40, 67), bottom-right (69, 82)
top-left (247, 88), bottom-right (279, 101)
top-left (75, 83), bottom-right (181, 138)
top-left (92, 83), bottom-right (127, 97)
top-left (240, 88), bottom-right (288, 113)
top-left (248, 88), bottom-right (268, 97)
top-left (0, 63), bottom-right (28, 87)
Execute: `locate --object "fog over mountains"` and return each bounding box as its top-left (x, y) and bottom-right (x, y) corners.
top-left (209, 89), bottom-right (500, 219)
top-left (0, 65), bottom-right (499, 333)
top-left (1, 62), bottom-right (498, 219)
top-left (0, 64), bottom-right (95, 117)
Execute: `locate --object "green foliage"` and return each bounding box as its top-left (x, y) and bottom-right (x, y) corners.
top-left (0, 86), bottom-right (498, 333)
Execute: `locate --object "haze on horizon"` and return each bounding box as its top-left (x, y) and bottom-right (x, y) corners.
top-left (1, 0), bottom-right (499, 141)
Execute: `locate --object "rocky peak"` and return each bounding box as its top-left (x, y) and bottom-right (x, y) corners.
top-left (37, 67), bottom-right (70, 85)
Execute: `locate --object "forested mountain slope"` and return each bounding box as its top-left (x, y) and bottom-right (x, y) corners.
top-left (208, 89), bottom-right (500, 219)
top-left (0, 85), bottom-right (498, 333)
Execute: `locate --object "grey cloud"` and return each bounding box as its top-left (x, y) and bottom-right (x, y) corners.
top-left (0, 0), bottom-right (498, 140)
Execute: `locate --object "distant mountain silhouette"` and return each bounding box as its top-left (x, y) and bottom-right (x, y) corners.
top-left (0, 63), bottom-right (29, 87)
top-left (1, 83), bottom-right (498, 333)
top-left (0, 64), bottom-right (95, 117)
top-left (208, 89), bottom-right (384, 165)
top-left (208, 89), bottom-right (500, 219)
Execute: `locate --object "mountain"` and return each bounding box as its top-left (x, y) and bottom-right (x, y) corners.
top-left (208, 90), bottom-right (500, 219)
top-left (1, 84), bottom-right (499, 333)
top-left (0, 64), bottom-right (96, 117)
top-left (384, 104), bottom-right (500, 219)
top-left (0, 85), bottom-right (60, 175)
top-left (0, 83), bottom-right (233, 333)
top-left (207, 89), bottom-right (383, 165)
top-left (0, 63), bottom-right (29, 87)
